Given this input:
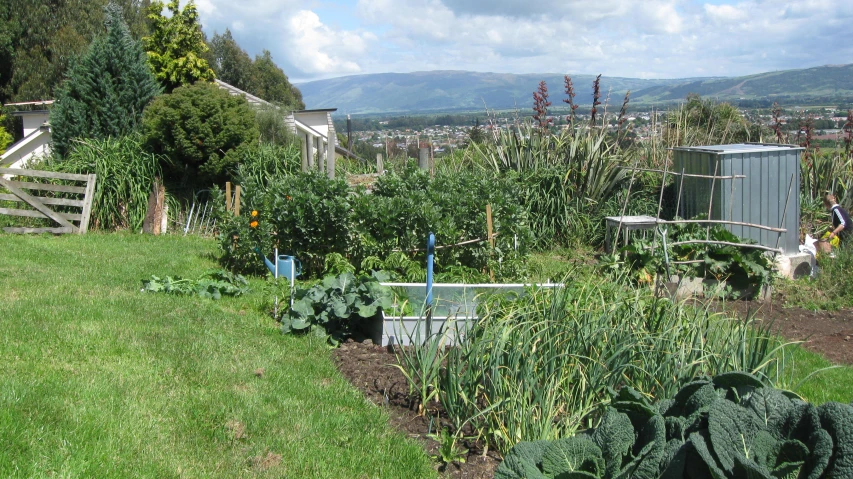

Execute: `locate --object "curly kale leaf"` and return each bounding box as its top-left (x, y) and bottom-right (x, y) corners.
top-left (818, 402), bottom-right (853, 478)
top-left (541, 436), bottom-right (605, 479)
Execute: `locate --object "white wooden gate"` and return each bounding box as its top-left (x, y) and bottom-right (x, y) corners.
top-left (0, 167), bottom-right (96, 234)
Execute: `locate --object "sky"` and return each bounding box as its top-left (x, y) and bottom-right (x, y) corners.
top-left (191, 0), bottom-right (853, 83)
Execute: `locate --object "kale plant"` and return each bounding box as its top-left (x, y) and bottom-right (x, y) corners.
top-left (496, 371), bottom-right (853, 479)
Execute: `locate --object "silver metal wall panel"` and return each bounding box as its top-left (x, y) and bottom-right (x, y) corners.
top-left (673, 143), bottom-right (802, 253)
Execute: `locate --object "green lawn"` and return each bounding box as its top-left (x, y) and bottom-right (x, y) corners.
top-left (0, 234), bottom-right (435, 479)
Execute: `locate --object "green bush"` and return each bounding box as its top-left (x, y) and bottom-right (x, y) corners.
top-left (142, 81), bottom-right (258, 183)
top-left (285, 271), bottom-right (392, 345)
top-left (218, 167), bottom-right (532, 281)
top-left (496, 372), bottom-right (853, 479)
top-left (34, 135), bottom-right (165, 231)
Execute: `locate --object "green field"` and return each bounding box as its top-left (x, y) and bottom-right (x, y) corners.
top-left (0, 234), bottom-right (434, 479)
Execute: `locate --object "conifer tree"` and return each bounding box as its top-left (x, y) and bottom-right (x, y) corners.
top-left (50, 3), bottom-right (160, 158)
top-left (143, 0), bottom-right (215, 92)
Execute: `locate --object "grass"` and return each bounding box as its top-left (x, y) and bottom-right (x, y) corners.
top-left (786, 347), bottom-right (853, 404)
top-left (0, 233), bottom-right (435, 478)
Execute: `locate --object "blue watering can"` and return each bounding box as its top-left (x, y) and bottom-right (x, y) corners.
top-left (255, 248), bottom-right (301, 318)
top-left (255, 248), bottom-right (302, 283)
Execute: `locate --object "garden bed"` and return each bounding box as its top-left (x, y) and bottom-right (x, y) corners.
top-left (716, 300), bottom-right (853, 365)
top-left (333, 339), bottom-right (502, 479)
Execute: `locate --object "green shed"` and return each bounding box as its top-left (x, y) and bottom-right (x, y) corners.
top-left (672, 143), bottom-right (802, 254)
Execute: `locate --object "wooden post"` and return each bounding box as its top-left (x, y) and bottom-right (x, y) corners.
top-left (143, 178), bottom-right (165, 235)
top-left (79, 174), bottom-right (97, 234)
top-left (418, 147), bottom-right (429, 170)
top-left (225, 182), bottom-right (232, 213)
top-left (376, 153), bottom-right (384, 174)
top-left (233, 185), bottom-right (241, 217)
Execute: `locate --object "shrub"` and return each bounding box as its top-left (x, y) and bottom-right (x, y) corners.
top-left (218, 167), bottom-right (533, 281)
top-left (142, 81), bottom-right (258, 183)
top-left (34, 135), bottom-right (165, 231)
top-left (496, 372), bottom-right (853, 479)
top-left (50, 3), bottom-right (160, 158)
top-left (285, 271), bottom-right (392, 345)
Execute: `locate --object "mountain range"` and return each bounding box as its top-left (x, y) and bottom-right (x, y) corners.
top-left (296, 64), bottom-right (853, 115)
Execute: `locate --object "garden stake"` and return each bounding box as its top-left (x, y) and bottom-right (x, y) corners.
top-left (426, 233), bottom-right (435, 339)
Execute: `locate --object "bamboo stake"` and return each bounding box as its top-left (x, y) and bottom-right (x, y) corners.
top-left (656, 219), bottom-right (786, 233)
top-left (706, 161), bottom-right (719, 240)
top-left (486, 203), bottom-right (495, 281)
top-left (674, 167), bottom-right (685, 218)
top-left (622, 167), bottom-right (745, 180)
top-left (668, 240), bottom-right (782, 253)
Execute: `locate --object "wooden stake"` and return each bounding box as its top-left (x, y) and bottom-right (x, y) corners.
top-left (225, 182), bottom-right (232, 212)
top-left (234, 186), bottom-right (241, 217)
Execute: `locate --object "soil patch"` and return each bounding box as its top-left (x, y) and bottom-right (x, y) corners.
top-left (333, 340), bottom-right (501, 479)
top-left (717, 300), bottom-right (853, 365)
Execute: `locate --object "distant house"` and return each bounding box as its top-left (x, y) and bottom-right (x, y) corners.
top-left (0, 101), bottom-right (54, 169)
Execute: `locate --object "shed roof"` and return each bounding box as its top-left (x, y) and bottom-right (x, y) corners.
top-left (671, 143), bottom-right (804, 155)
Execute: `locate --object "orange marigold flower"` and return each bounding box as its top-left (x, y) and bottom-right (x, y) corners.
top-left (286, 195), bottom-right (292, 200)
top-left (250, 220), bottom-right (259, 228)
top-left (251, 210), bottom-right (258, 217)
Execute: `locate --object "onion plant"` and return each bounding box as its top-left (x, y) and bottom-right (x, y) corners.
top-left (392, 273), bottom-right (790, 454)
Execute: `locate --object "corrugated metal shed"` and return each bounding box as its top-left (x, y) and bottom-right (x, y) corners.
top-left (672, 143), bottom-right (802, 254)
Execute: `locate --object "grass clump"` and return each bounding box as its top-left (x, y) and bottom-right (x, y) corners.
top-left (776, 243), bottom-right (853, 310)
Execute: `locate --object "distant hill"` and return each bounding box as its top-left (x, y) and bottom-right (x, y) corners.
top-left (630, 64), bottom-right (853, 103)
top-left (296, 65), bottom-right (853, 115)
top-left (296, 71), bottom-right (693, 115)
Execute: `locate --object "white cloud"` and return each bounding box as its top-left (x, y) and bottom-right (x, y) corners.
top-left (286, 10), bottom-right (373, 74)
top-left (189, 0), bottom-right (853, 81)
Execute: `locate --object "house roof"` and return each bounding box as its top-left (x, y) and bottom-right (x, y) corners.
top-left (214, 79), bottom-right (273, 108)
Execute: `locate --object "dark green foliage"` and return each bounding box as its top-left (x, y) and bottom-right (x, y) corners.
top-left (50, 3), bottom-right (160, 158)
top-left (217, 167), bottom-right (531, 281)
top-left (208, 29), bottom-right (253, 92)
top-left (142, 81), bottom-right (258, 182)
top-left (0, 0), bottom-right (150, 104)
top-left (611, 221), bottom-right (773, 292)
top-left (142, 269), bottom-right (249, 299)
top-left (496, 373), bottom-right (852, 479)
top-left (285, 272), bottom-right (392, 344)
top-left (249, 50), bottom-right (304, 109)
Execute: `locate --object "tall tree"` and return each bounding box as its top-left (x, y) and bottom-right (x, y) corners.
top-left (50, 3), bottom-right (161, 158)
top-left (209, 29), bottom-right (253, 92)
top-left (250, 50), bottom-right (305, 109)
top-left (0, 0), bottom-right (150, 104)
top-left (143, 0), bottom-right (214, 92)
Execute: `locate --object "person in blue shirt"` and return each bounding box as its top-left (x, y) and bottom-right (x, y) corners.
top-left (824, 193), bottom-right (852, 244)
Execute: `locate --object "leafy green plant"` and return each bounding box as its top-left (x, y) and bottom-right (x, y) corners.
top-left (616, 221), bottom-right (773, 293)
top-left (414, 275), bottom-right (787, 455)
top-left (285, 272), bottom-right (392, 345)
top-left (495, 371), bottom-right (853, 479)
top-left (393, 324), bottom-right (448, 416)
top-left (142, 269), bottom-right (249, 299)
top-left (428, 427), bottom-right (468, 466)
top-left (34, 135), bottom-right (166, 231)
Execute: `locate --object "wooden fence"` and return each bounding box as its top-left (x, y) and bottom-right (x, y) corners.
top-left (0, 167), bottom-right (96, 234)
